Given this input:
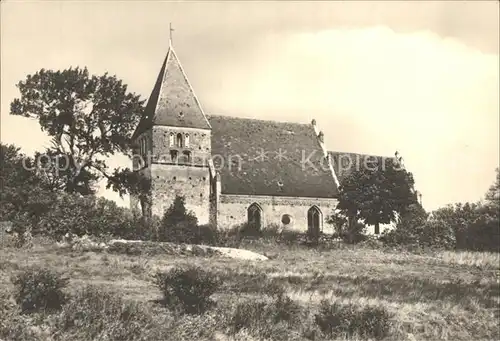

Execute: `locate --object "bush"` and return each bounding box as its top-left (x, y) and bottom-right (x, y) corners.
top-left (237, 221), bottom-right (262, 238)
top-left (34, 193), bottom-right (151, 241)
top-left (57, 285), bottom-right (166, 341)
top-left (213, 226), bottom-right (241, 248)
top-left (328, 211), bottom-right (367, 244)
top-left (314, 300), bottom-right (392, 340)
top-left (229, 294), bottom-right (304, 340)
top-left (381, 203), bottom-right (457, 250)
top-left (159, 196), bottom-right (199, 243)
top-left (277, 229), bottom-right (303, 245)
top-left (154, 266), bottom-right (221, 314)
top-left (433, 202), bottom-right (499, 252)
top-left (11, 266), bottom-right (68, 314)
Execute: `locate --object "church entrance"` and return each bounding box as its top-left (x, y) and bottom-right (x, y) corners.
top-left (247, 203), bottom-right (263, 233)
top-left (307, 206), bottom-right (322, 242)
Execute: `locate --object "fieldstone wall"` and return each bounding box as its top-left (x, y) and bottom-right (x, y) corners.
top-left (150, 163), bottom-right (211, 224)
top-left (152, 126), bottom-right (211, 166)
top-left (217, 194), bottom-right (338, 233)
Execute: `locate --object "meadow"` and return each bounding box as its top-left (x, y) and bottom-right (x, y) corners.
top-left (0, 239), bottom-right (499, 341)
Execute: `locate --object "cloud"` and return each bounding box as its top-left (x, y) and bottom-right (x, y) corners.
top-left (1, 2), bottom-right (497, 211)
top-left (205, 27), bottom-right (499, 209)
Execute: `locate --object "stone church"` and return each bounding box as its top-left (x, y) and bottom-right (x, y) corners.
top-left (131, 40), bottom-right (396, 235)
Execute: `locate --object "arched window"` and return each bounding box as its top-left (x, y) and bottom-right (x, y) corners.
top-left (307, 206), bottom-right (322, 240)
top-left (185, 134), bottom-right (190, 148)
top-left (247, 203), bottom-right (263, 231)
top-left (140, 138), bottom-right (146, 155)
top-left (169, 133), bottom-right (174, 147)
top-left (183, 150), bottom-right (191, 163)
top-left (170, 150), bottom-right (178, 163)
top-left (176, 133), bottom-right (183, 148)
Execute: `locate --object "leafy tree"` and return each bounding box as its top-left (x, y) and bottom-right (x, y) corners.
top-left (0, 143), bottom-right (55, 230)
top-left (485, 168), bottom-right (499, 210)
top-left (381, 203), bottom-right (456, 250)
top-left (335, 156), bottom-right (417, 240)
top-left (10, 67), bottom-right (145, 195)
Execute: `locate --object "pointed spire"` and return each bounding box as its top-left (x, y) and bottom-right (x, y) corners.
top-left (133, 30), bottom-right (211, 138)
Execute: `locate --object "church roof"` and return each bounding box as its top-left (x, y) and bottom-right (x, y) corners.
top-left (328, 151), bottom-right (395, 183)
top-left (133, 44), bottom-right (211, 138)
top-left (208, 115), bottom-right (339, 199)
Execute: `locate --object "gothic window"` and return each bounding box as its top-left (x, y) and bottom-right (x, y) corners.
top-left (185, 134), bottom-right (190, 148)
top-left (247, 203), bottom-right (263, 231)
top-left (183, 150), bottom-right (191, 163)
top-left (176, 133), bottom-right (183, 148)
top-left (170, 150), bottom-right (178, 163)
top-left (169, 133), bottom-right (174, 147)
top-left (140, 138), bottom-right (146, 156)
top-left (307, 206), bottom-right (322, 241)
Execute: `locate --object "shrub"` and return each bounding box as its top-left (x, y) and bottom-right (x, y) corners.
top-left (314, 300), bottom-right (392, 340)
top-left (260, 223), bottom-right (282, 240)
top-left (159, 196), bottom-right (199, 243)
top-left (213, 226), bottom-right (241, 248)
top-left (381, 203), bottom-right (458, 250)
top-left (328, 211), bottom-right (367, 244)
top-left (229, 294), bottom-right (304, 340)
top-left (57, 285), bottom-right (166, 341)
top-left (433, 202), bottom-right (499, 252)
top-left (35, 193), bottom-right (149, 241)
top-left (194, 224), bottom-right (219, 245)
top-left (154, 266), bottom-right (221, 314)
top-left (11, 266), bottom-right (68, 314)
top-left (277, 229), bottom-right (303, 244)
top-left (237, 221), bottom-right (262, 238)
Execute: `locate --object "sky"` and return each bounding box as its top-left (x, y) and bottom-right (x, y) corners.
top-left (1, 0), bottom-right (499, 211)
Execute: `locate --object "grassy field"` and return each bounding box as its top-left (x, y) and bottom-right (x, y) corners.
top-left (0, 240), bottom-right (499, 341)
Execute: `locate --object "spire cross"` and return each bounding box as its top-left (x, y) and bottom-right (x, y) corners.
top-left (169, 23), bottom-right (174, 46)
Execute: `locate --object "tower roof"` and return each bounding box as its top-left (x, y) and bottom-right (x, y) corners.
top-left (133, 43), bottom-right (211, 138)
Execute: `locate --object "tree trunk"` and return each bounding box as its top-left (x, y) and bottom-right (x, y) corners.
top-left (348, 215), bottom-right (355, 244)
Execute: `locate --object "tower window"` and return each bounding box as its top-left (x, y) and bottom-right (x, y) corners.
top-left (185, 134), bottom-right (190, 148)
top-left (170, 150), bottom-right (178, 163)
top-left (176, 133), bottom-right (183, 148)
top-left (169, 133), bottom-right (174, 147)
top-left (183, 150), bottom-right (191, 163)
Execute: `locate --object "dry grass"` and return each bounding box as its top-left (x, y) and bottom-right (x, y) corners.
top-left (437, 250), bottom-right (500, 269)
top-left (0, 241), bottom-right (498, 341)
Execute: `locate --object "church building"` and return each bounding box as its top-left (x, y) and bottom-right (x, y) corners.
top-left (131, 38), bottom-right (397, 236)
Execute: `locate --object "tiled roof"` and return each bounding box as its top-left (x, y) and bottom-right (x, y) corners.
top-left (133, 45), bottom-right (211, 138)
top-left (329, 151), bottom-right (396, 183)
top-left (208, 115), bottom-right (339, 198)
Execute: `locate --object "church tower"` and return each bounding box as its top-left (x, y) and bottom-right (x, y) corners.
top-left (131, 34), bottom-right (212, 224)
